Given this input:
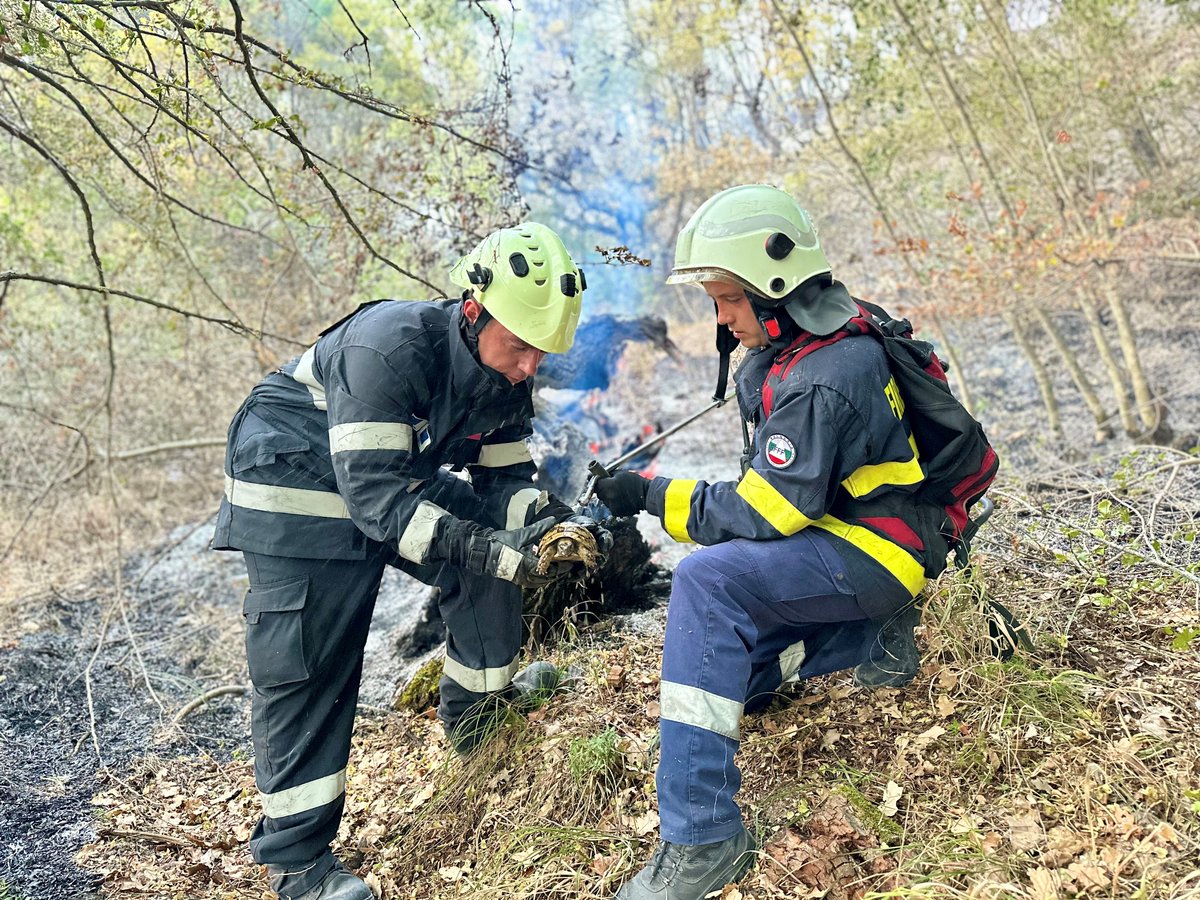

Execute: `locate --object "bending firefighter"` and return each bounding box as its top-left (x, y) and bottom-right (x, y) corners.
top-left (598, 185), bottom-right (943, 899)
top-left (214, 224), bottom-right (587, 900)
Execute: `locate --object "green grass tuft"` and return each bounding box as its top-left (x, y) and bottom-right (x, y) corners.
top-left (568, 727), bottom-right (620, 784)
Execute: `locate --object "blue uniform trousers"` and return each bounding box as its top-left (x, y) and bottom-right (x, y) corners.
top-left (656, 529), bottom-right (909, 845)
top-left (242, 471), bottom-right (523, 898)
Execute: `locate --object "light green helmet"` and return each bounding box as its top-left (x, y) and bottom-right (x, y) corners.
top-left (667, 184), bottom-right (854, 335)
top-left (449, 222), bottom-right (584, 354)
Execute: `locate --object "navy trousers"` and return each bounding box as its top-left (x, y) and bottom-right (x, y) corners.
top-left (656, 529), bottom-right (909, 845)
top-left (241, 471), bottom-right (523, 898)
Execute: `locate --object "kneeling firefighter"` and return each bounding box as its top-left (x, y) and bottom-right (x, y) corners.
top-left (597, 185), bottom-right (938, 899)
top-left (214, 223), bottom-right (589, 900)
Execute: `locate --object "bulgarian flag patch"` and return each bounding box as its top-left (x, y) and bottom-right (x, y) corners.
top-left (765, 434), bottom-right (796, 468)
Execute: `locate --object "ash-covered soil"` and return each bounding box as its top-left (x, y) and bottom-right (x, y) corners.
top-left (0, 522), bottom-right (438, 899)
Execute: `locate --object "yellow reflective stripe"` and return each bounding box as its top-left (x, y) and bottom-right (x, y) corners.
top-left (476, 441), bottom-right (534, 468)
top-left (260, 768), bottom-right (346, 819)
top-left (663, 479), bottom-right (698, 543)
top-left (505, 487), bottom-right (543, 529)
top-left (734, 468), bottom-right (813, 536)
top-left (397, 500), bottom-right (449, 564)
top-left (291, 344), bottom-right (327, 410)
top-left (660, 681), bottom-right (742, 741)
top-left (779, 640), bottom-right (807, 684)
top-left (810, 514), bottom-right (927, 597)
top-left (840, 434), bottom-right (923, 498)
top-left (442, 654), bottom-right (520, 694)
top-left (328, 421), bottom-right (413, 454)
top-left (224, 475), bottom-right (349, 519)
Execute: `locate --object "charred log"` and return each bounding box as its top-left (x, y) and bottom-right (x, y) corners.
top-left (523, 516), bottom-right (670, 645)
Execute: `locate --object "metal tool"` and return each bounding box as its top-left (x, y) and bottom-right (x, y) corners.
top-left (576, 391), bottom-right (736, 506)
top-left (954, 495), bottom-right (995, 569)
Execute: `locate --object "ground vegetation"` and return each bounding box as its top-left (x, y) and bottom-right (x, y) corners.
top-left (0, 1), bottom-right (1198, 898)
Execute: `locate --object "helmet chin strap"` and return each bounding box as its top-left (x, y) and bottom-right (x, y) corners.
top-left (460, 293), bottom-right (522, 391)
top-left (712, 314), bottom-right (740, 402)
top-left (460, 290), bottom-right (494, 357)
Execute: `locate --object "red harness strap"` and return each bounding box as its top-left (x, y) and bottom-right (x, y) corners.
top-left (761, 310), bottom-right (873, 418)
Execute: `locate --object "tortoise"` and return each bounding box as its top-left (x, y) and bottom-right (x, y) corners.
top-left (535, 519), bottom-right (601, 575)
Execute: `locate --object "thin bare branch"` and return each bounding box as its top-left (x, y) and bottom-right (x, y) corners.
top-left (0, 271), bottom-right (303, 343)
top-left (227, 0), bottom-right (439, 292)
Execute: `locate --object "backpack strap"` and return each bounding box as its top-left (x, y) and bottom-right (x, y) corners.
top-left (761, 307), bottom-right (885, 417)
top-left (761, 330), bottom-right (849, 417)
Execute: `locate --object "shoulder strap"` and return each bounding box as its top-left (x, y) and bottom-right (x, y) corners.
top-left (761, 322), bottom-right (859, 417)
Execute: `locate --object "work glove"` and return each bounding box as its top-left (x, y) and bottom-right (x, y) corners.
top-left (534, 493), bottom-right (575, 524)
top-left (570, 513), bottom-right (615, 560)
top-left (594, 470), bottom-right (649, 518)
top-left (432, 516), bottom-right (565, 589)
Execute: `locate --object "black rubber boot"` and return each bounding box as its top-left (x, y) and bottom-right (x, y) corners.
top-left (449, 662), bottom-right (570, 755)
top-left (854, 602), bottom-right (922, 688)
top-left (271, 860), bottom-right (373, 900)
top-left (616, 827), bottom-right (756, 899)
top-left (512, 660), bottom-right (564, 709)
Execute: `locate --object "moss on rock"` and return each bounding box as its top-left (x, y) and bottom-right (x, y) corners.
top-left (394, 656), bottom-right (443, 713)
top-left (833, 783), bottom-right (904, 843)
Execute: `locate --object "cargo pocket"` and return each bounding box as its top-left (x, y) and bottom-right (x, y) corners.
top-left (231, 429), bottom-right (310, 475)
top-left (243, 576), bottom-right (310, 687)
top-left (810, 534), bottom-right (856, 596)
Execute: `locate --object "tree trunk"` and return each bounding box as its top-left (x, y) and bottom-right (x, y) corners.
top-left (1076, 288), bottom-right (1138, 437)
top-left (1006, 311), bottom-right (1062, 442)
top-left (1097, 270), bottom-right (1170, 441)
top-left (1028, 304), bottom-right (1111, 441)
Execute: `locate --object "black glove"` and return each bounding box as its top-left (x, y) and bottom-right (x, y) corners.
top-left (566, 513), bottom-right (615, 560)
top-left (432, 516), bottom-right (563, 589)
top-left (594, 470), bottom-right (649, 518)
top-left (535, 493), bottom-right (575, 524)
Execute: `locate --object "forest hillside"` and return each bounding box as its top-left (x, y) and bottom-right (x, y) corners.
top-left (0, 1), bottom-right (1197, 898)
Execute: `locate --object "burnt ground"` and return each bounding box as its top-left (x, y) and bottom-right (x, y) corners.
top-left (3, 285), bottom-right (1199, 899)
top-left (0, 509), bottom-right (666, 899)
top-left (0, 522), bottom-right (442, 899)
top-left (1, 526), bottom-right (247, 898)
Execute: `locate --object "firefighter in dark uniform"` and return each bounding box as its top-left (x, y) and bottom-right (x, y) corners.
top-left (214, 223), bottom-right (586, 900)
top-left (598, 186), bottom-right (931, 899)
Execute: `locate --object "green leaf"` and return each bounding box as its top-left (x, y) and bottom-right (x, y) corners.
top-left (1167, 626), bottom-right (1200, 652)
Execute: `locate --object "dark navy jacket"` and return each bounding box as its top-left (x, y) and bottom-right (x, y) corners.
top-left (644, 291), bottom-right (938, 615)
top-left (214, 300), bottom-right (549, 562)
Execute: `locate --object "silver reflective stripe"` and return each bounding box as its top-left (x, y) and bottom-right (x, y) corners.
top-left (442, 653), bottom-right (519, 694)
top-left (397, 500), bottom-right (449, 564)
top-left (505, 487), bottom-right (543, 529)
top-left (329, 421), bottom-right (413, 454)
top-left (225, 475), bottom-right (350, 519)
top-left (660, 680), bottom-right (743, 741)
top-left (260, 768), bottom-right (346, 819)
top-left (492, 544), bottom-right (524, 582)
top-left (477, 441), bottom-right (533, 468)
top-left (292, 345), bottom-right (327, 410)
top-left (779, 639), bottom-right (807, 684)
